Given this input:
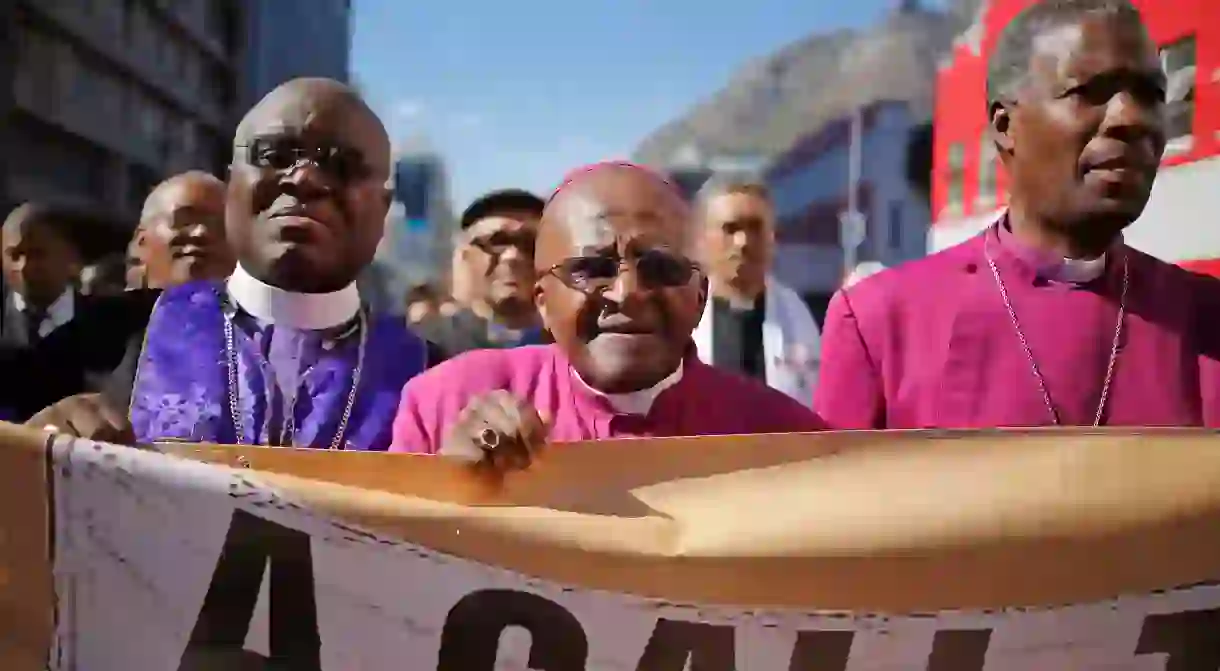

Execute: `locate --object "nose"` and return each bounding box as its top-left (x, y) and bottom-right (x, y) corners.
top-left (280, 161), bottom-right (332, 198)
top-left (731, 230), bottom-right (749, 249)
top-left (178, 220), bottom-right (210, 241)
top-left (600, 263), bottom-right (642, 303)
top-left (498, 245), bottom-right (528, 264)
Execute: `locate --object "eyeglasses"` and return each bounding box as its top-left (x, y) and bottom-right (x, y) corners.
top-left (237, 136), bottom-right (372, 183)
top-left (468, 231), bottom-right (535, 258)
top-left (545, 250), bottom-right (701, 293)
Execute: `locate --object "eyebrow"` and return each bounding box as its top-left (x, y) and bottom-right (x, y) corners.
top-left (590, 208), bottom-right (664, 223)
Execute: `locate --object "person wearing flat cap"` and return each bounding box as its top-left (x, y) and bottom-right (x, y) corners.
top-left (415, 189), bottom-right (547, 356)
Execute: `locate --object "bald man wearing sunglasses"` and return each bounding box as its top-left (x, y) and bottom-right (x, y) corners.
top-left (390, 162), bottom-right (825, 465)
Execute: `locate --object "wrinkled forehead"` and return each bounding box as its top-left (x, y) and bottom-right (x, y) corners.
top-left (162, 180), bottom-right (225, 210)
top-left (2, 214), bottom-right (65, 248)
top-left (1030, 15), bottom-right (1160, 85)
top-left (537, 173), bottom-right (695, 266)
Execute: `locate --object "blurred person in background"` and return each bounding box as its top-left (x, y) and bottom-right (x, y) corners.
top-left (816, 0), bottom-right (1220, 429)
top-left (80, 254), bottom-right (129, 297)
top-left (391, 162), bottom-right (823, 459)
top-left (416, 188), bottom-right (546, 354)
top-left (691, 176), bottom-right (821, 407)
top-left (31, 78), bottom-right (443, 448)
top-left (134, 170), bottom-right (235, 289)
top-left (2, 204), bottom-right (82, 342)
top-left (405, 282), bottom-right (440, 325)
top-left (124, 230), bottom-right (146, 289)
top-left (1, 204), bottom-right (156, 420)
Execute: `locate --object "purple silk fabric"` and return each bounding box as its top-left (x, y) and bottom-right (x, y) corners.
top-left (130, 281), bottom-right (428, 450)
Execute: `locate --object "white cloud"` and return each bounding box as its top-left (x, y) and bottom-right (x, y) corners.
top-left (451, 113), bottom-right (483, 129)
top-left (392, 99), bottom-right (426, 121)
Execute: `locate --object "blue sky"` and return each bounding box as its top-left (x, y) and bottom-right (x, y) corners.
top-left (352, 0), bottom-right (948, 209)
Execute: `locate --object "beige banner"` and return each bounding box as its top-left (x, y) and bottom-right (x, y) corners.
top-left (6, 423), bottom-right (1220, 668)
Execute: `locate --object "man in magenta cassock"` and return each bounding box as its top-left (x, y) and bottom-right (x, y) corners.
top-left (391, 162), bottom-right (824, 461)
top-left (815, 0), bottom-right (1220, 430)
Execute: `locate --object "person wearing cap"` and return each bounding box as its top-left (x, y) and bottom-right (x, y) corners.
top-left (390, 162), bottom-right (824, 462)
top-left (415, 188), bottom-right (546, 355)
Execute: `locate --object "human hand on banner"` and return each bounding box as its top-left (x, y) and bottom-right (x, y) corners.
top-left (25, 393), bottom-right (135, 444)
top-left (441, 390), bottom-right (550, 475)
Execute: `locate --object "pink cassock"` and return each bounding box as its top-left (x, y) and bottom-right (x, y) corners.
top-left (391, 344), bottom-right (826, 453)
top-left (814, 222), bottom-right (1220, 429)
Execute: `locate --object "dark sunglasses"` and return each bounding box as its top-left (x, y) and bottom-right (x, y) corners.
top-left (238, 136), bottom-right (372, 183)
top-left (469, 231), bottom-right (536, 257)
top-left (546, 250), bottom-right (700, 293)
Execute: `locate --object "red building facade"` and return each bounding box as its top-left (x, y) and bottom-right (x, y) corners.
top-left (930, 0), bottom-right (1220, 274)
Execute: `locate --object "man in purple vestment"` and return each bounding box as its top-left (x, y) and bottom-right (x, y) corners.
top-left (391, 162), bottom-right (825, 463)
top-left (33, 78), bottom-right (442, 449)
top-left (815, 0), bottom-right (1220, 430)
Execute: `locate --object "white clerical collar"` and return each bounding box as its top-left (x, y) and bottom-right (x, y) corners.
top-left (226, 264), bottom-right (360, 330)
top-left (11, 288), bottom-right (74, 337)
top-left (574, 362), bottom-right (684, 415)
top-left (1057, 254), bottom-right (1107, 283)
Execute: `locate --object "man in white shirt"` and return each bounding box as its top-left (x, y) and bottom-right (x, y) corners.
top-left (1, 204), bottom-right (154, 420)
top-left (2, 203), bottom-right (81, 345)
top-left (691, 176), bottom-right (822, 406)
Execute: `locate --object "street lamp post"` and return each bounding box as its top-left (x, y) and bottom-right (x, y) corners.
top-left (840, 106), bottom-right (867, 280)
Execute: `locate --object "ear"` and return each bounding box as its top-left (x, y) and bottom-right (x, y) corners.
top-left (378, 185), bottom-right (393, 216)
top-left (534, 282), bottom-right (549, 326)
top-left (990, 99), bottom-right (1015, 156)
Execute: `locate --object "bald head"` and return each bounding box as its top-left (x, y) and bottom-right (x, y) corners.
top-left (140, 171), bottom-right (225, 225)
top-left (234, 78), bottom-right (390, 181)
top-left (136, 170), bottom-right (232, 288)
top-left (535, 162), bottom-right (707, 394)
top-left (225, 76), bottom-right (393, 293)
top-left (537, 163), bottom-right (696, 272)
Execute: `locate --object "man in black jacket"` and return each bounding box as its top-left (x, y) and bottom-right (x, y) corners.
top-left (0, 204), bottom-right (157, 420)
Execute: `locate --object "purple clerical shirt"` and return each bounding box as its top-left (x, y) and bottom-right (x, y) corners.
top-left (814, 221), bottom-right (1220, 429)
top-left (391, 344), bottom-right (825, 454)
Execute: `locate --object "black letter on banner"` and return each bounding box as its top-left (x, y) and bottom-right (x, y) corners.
top-left (436, 589), bottom-right (588, 671)
top-left (1136, 608), bottom-right (1220, 671)
top-left (177, 510), bottom-right (321, 671)
top-left (926, 629), bottom-right (991, 671)
top-left (634, 619), bottom-right (735, 671)
top-left (788, 630), bottom-right (854, 671)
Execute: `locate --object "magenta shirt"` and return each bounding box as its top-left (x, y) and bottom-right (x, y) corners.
top-left (814, 223), bottom-right (1220, 429)
top-left (391, 344), bottom-right (826, 453)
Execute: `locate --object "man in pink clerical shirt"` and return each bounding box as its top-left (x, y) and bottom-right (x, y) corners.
top-left (391, 162), bottom-right (824, 462)
top-left (815, 0), bottom-right (1220, 430)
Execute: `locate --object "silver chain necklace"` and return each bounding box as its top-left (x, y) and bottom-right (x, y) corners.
top-left (223, 310), bottom-right (368, 449)
top-left (983, 241), bottom-right (1128, 426)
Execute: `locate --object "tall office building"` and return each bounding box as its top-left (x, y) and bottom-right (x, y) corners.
top-left (370, 147), bottom-right (457, 312)
top-left (238, 0), bottom-right (352, 111)
top-left (2, 0), bottom-right (243, 230)
top-left (0, 0), bottom-right (355, 254)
